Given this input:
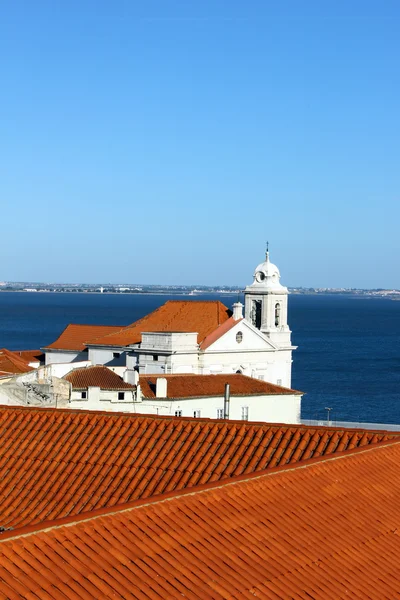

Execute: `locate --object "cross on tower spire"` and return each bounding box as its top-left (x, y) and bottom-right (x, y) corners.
top-left (265, 241), bottom-right (269, 261)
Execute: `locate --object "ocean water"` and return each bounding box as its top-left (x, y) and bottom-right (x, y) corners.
top-left (1, 291), bottom-right (399, 424)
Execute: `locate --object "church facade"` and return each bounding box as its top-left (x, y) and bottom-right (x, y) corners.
top-left (44, 251), bottom-right (296, 389)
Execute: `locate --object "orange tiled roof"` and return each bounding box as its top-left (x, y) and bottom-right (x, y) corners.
top-left (0, 406), bottom-right (395, 530)
top-left (13, 349), bottom-right (44, 364)
top-left (43, 323), bottom-right (123, 351)
top-left (0, 349), bottom-right (34, 374)
top-left (89, 300), bottom-right (232, 347)
top-left (140, 373), bottom-right (301, 398)
top-left (1, 439), bottom-right (400, 598)
top-left (64, 365), bottom-right (134, 390)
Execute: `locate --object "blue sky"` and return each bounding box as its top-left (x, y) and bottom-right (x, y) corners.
top-left (1, 1), bottom-right (399, 287)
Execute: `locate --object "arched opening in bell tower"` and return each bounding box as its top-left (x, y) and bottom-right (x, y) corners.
top-left (251, 300), bottom-right (262, 329)
top-left (275, 303), bottom-right (281, 327)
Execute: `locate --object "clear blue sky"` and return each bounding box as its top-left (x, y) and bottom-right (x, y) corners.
top-left (1, 1), bottom-right (399, 288)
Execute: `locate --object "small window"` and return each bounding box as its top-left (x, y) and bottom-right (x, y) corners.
top-left (118, 392), bottom-right (125, 400)
top-left (241, 406), bottom-right (249, 421)
top-left (153, 355), bottom-right (159, 361)
top-left (236, 370), bottom-right (242, 374)
top-left (277, 379), bottom-right (282, 386)
top-left (258, 375), bottom-right (264, 380)
top-left (174, 410), bottom-right (182, 417)
top-left (81, 391), bottom-right (87, 399)
top-left (113, 352), bottom-right (121, 359)
top-left (217, 408), bottom-right (224, 419)
top-left (236, 331), bottom-right (243, 344)
top-left (193, 410), bottom-right (201, 418)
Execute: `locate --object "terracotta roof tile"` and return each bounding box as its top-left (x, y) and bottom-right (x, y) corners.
top-left (89, 300), bottom-right (232, 347)
top-left (1, 440), bottom-right (400, 598)
top-left (0, 406), bottom-right (396, 532)
top-left (64, 365), bottom-right (134, 390)
top-left (43, 324), bottom-right (123, 351)
top-left (13, 349), bottom-right (44, 364)
top-left (0, 349), bottom-right (34, 374)
top-left (139, 373), bottom-right (301, 398)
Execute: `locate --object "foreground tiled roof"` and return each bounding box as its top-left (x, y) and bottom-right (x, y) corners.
top-left (89, 300), bottom-right (232, 347)
top-left (1, 439), bottom-right (400, 599)
top-left (140, 373), bottom-right (301, 398)
top-left (0, 349), bottom-right (34, 374)
top-left (0, 406), bottom-right (396, 530)
top-left (64, 365), bottom-right (134, 390)
top-left (43, 324), bottom-right (122, 351)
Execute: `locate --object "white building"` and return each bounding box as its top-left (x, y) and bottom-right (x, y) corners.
top-left (65, 366), bottom-right (302, 424)
top-left (43, 251), bottom-right (296, 389)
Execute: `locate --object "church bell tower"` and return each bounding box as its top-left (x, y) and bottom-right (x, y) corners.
top-left (244, 247), bottom-right (292, 348)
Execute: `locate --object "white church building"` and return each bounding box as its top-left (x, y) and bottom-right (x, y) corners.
top-left (43, 251), bottom-right (296, 389)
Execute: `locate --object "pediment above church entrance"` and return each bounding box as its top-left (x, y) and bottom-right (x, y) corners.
top-left (202, 319), bottom-right (277, 353)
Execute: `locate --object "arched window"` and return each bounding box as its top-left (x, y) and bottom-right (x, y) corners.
top-left (251, 300), bottom-right (262, 329)
top-left (236, 331), bottom-right (243, 344)
top-left (275, 303), bottom-right (281, 327)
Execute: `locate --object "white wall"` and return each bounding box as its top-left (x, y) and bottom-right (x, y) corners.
top-left (45, 350), bottom-right (86, 365)
top-left (70, 387), bottom-right (135, 411)
top-left (133, 394), bottom-right (300, 424)
top-left (42, 361), bottom-right (91, 379)
top-left (69, 391), bottom-right (301, 424)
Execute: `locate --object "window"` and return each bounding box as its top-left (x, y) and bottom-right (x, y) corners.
top-left (217, 408), bottom-right (224, 419)
top-left (193, 410), bottom-right (201, 418)
top-left (118, 392), bottom-right (125, 400)
top-left (113, 352), bottom-right (121, 359)
top-left (236, 331), bottom-right (243, 344)
top-left (277, 379), bottom-right (282, 386)
top-left (153, 355), bottom-right (159, 361)
top-left (174, 410), bottom-right (182, 417)
top-left (275, 303), bottom-right (281, 327)
top-left (258, 375), bottom-right (264, 380)
top-left (81, 391), bottom-right (87, 399)
top-left (236, 369), bottom-right (242, 374)
top-left (241, 406), bottom-right (249, 421)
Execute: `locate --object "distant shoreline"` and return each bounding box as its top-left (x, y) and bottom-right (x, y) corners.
top-left (0, 289), bottom-right (399, 300)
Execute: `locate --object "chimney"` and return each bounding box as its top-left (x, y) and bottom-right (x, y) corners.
top-left (232, 302), bottom-right (243, 320)
top-left (124, 369), bottom-right (139, 385)
top-left (156, 377), bottom-right (168, 398)
top-left (223, 383), bottom-right (230, 419)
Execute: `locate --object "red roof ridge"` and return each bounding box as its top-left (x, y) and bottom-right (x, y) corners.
top-left (2, 436), bottom-right (399, 543)
top-left (0, 403), bottom-right (396, 433)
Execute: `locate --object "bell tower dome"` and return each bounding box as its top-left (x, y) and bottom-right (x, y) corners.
top-left (244, 246), bottom-right (292, 347)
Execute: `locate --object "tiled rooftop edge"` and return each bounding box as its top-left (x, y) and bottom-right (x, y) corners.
top-left (1, 404), bottom-right (399, 434)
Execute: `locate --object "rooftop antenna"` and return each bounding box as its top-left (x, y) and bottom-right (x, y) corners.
top-left (265, 241), bottom-right (269, 260)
